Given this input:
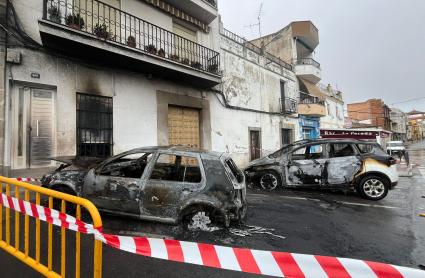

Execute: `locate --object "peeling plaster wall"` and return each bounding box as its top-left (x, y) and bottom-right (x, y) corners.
top-left (214, 34), bottom-right (301, 167)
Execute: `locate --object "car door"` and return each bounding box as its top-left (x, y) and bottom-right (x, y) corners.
top-left (326, 143), bottom-right (362, 185)
top-left (139, 152), bottom-right (204, 221)
top-left (285, 143), bottom-right (328, 186)
top-left (82, 151), bottom-right (152, 214)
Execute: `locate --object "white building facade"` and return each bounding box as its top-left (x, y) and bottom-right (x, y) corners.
top-left (1, 0), bottom-right (304, 173)
top-left (320, 84), bottom-right (345, 129)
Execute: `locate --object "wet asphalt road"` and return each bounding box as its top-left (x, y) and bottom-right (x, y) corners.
top-left (1, 141), bottom-right (425, 277)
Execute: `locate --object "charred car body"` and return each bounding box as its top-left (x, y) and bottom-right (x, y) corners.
top-left (245, 139), bottom-right (398, 200)
top-left (41, 147), bottom-right (247, 227)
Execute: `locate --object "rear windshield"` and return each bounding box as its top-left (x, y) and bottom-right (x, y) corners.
top-left (356, 144), bottom-right (387, 155)
top-left (225, 158), bottom-right (244, 183)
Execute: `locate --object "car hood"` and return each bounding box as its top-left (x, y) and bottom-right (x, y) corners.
top-left (246, 156), bottom-right (277, 168)
top-left (51, 156), bottom-right (105, 170)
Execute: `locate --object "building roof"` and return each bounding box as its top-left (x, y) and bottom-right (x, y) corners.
top-left (407, 109), bottom-right (425, 115)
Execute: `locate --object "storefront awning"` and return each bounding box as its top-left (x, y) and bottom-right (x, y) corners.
top-left (299, 78), bottom-right (326, 100)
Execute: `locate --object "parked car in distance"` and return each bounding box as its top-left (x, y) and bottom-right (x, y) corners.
top-left (245, 139), bottom-right (398, 200)
top-left (386, 141), bottom-right (406, 158)
top-left (41, 146), bottom-right (247, 227)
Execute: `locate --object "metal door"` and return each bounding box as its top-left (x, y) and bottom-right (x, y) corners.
top-left (29, 89), bottom-right (54, 168)
top-left (285, 144), bottom-right (328, 186)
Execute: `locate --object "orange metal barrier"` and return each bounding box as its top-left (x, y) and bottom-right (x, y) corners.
top-left (0, 176), bottom-right (102, 278)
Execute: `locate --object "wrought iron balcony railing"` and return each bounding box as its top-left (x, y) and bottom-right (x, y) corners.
top-left (280, 98), bottom-right (298, 115)
top-left (222, 28), bottom-right (293, 71)
top-left (43, 0), bottom-right (220, 75)
top-left (295, 58), bottom-right (321, 69)
top-left (299, 95), bottom-right (325, 106)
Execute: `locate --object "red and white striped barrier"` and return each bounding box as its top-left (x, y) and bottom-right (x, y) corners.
top-left (1, 193), bottom-right (424, 278)
top-left (11, 177), bottom-right (39, 182)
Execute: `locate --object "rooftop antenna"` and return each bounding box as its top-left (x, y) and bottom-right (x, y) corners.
top-left (244, 2), bottom-right (263, 37)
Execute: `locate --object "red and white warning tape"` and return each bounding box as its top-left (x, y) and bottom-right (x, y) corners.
top-left (11, 177), bottom-right (39, 182)
top-left (0, 192), bottom-right (424, 278)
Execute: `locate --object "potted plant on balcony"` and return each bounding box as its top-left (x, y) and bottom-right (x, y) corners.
top-left (191, 61), bottom-right (203, 70)
top-left (181, 58), bottom-right (190, 65)
top-left (145, 44), bottom-right (157, 55)
top-left (169, 54), bottom-right (180, 62)
top-left (65, 13), bottom-right (85, 30)
top-left (207, 63), bottom-right (219, 74)
top-left (157, 48), bottom-right (166, 58)
top-left (93, 23), bottom-right (110, 39)
top-left (127, 36), bottom-right (136, 48)
top-left (47, 5), bottom-right (61, 24)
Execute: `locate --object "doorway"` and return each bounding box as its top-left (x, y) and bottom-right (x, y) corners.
top-left (12, 87), bottom-right (56, 169)
top-left (167, 105), bottom-right (200, 149)
top-left (249, 129), bottom-right (261, 161)
top-left (281, 128), bottom-right (293, 146)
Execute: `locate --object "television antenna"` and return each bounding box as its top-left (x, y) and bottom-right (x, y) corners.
top-left (244, 2), bottom-right (263, 37)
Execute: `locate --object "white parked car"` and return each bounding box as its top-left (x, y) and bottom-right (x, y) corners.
top-left (386, 141), bottom-right (406, 158)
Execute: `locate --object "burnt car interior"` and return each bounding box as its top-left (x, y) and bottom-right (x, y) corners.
top-left (329, 143), bottom-right (356, 158)
top-left (291, 144), bottom-right (325, 160)
top-left (99, 152), bottom-right (152, 178)
top-left (150, 154), bottom-right (202, 183)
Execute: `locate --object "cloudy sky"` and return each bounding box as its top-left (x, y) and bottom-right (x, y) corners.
top-left (218, 0), bottom-right (425, 113)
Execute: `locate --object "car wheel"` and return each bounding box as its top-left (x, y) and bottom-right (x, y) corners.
top-left (357, 175), bottom-right (389, 200)
top-left (184, 210), bottom-right (220, 232)
top-left (259, 171), bottom-right (281, 191)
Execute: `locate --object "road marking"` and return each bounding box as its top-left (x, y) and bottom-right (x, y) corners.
top-left (338, 201), bottom-right (399, 209)
top-left (248, 193), bottom-right (400, 209)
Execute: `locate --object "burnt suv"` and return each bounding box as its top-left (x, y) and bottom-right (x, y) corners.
top-left (245, 139), bottom-right (398, 200)
top-left (41, 146), bottom-right (247, 227)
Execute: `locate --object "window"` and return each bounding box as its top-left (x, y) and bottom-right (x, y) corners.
top-left (357, 144), bottom-right (387, 155)
top-left (280, 81), bottom-right (286, 100)
top-left (329, 144), bottom-right (355, 158)
top-left (302, 128), bottom-right (313, 140)
top-left (150, 154), bottom-right (202, 183)
top-left (291, 144), bottom-right (325, 160)
top-left (173, 23), bottom-right (197, 42)
top-left (100, 152), bottom-right (152, 178)
top-left (77, 93), bottom-right (113, 157)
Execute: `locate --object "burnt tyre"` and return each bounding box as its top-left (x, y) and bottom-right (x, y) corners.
top-left (182, 206), bottom-right (222, 231)
top-left (259, 171), bottom-right (281, 191)
top-left (357, 175), bottom-right (389, 200)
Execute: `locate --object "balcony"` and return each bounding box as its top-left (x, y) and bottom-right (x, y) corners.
top-left (280, 98), bottom-right (298, 115)
top-left (298, 95), bottom-right (326, 117)
top-left (294, 58), bottom-right (322, 84)
top-left (40, 0), bottom-right (221, 88)
top-left (162, 0), bottom-right (218, 24)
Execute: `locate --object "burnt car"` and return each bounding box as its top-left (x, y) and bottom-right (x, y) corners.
top-left (41, 146), bottom-right (247, 227)
top-left (245, 139), bottom-right (398, 200)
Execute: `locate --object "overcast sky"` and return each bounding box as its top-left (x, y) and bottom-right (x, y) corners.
top-left (218, 0), bottom-right (425, 113)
